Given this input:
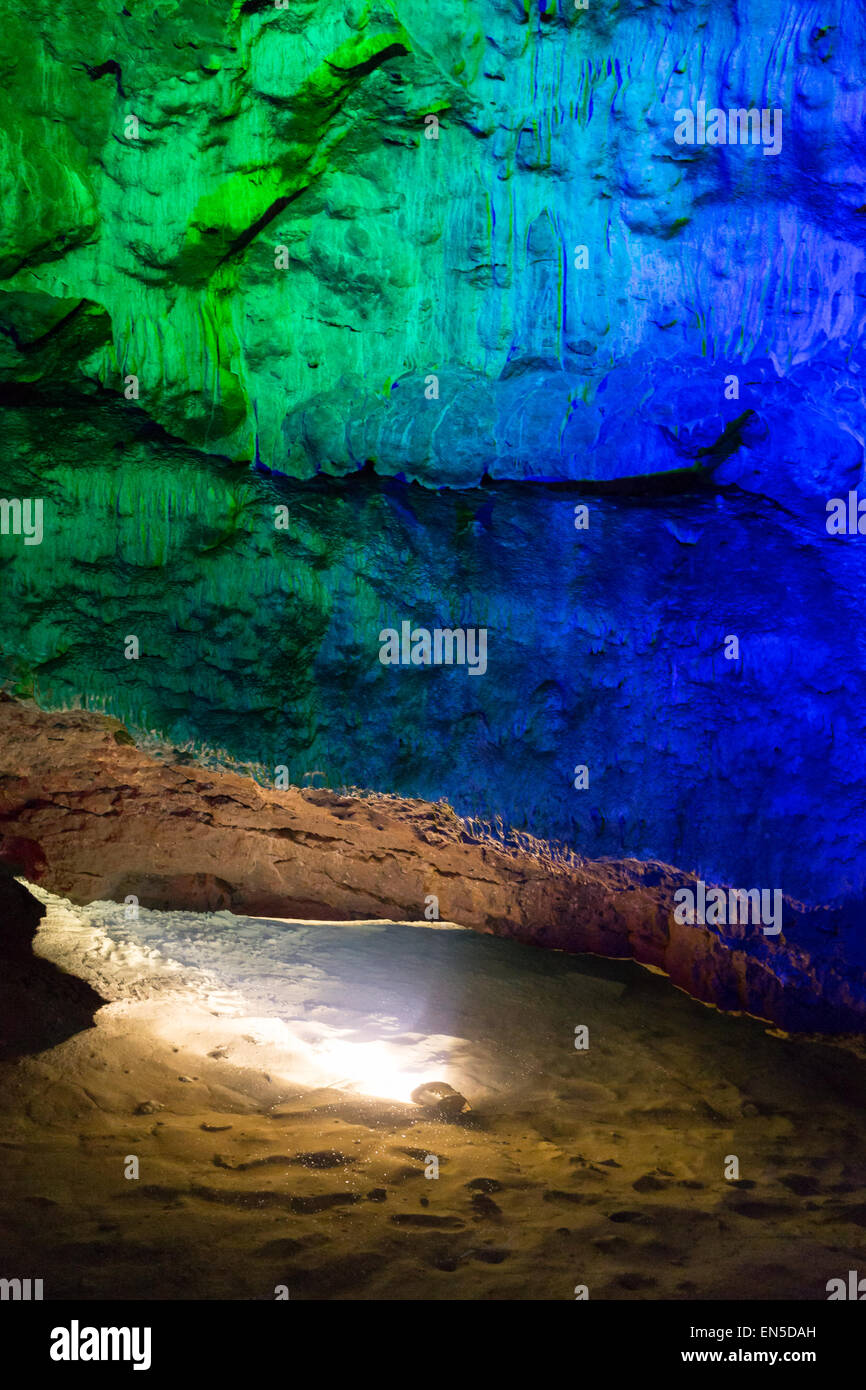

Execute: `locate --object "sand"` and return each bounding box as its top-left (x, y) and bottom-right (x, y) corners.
top-left (0, 882), bottom-right (864, 1301)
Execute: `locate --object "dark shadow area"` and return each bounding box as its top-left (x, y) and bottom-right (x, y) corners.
top-left (0, 866), bottom-right (106, 1060)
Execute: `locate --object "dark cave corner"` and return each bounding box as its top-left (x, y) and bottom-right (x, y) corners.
top-left (0, 866), bottom-right (107, 1061)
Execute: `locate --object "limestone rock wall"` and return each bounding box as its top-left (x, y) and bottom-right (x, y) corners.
top-left (1, 2), bottom-right (863, 495)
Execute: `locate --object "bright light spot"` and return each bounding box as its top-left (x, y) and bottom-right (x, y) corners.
top-left (313, 1038), bottom-right (431, 1103)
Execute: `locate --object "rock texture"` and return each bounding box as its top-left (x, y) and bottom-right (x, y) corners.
top-left (0, 699), bottom-right (862, 1034)
top-left (0, 2), bottom-right (863, 494)
top-left (0, 5), bottom-right (864, 1030)
top-left (2, 402), bottom-right (865, 906)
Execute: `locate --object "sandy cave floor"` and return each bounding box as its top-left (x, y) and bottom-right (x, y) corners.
top-left (0, 884), bottom-right (864, 1301)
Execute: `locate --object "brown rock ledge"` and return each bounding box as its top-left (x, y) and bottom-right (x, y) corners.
top-left (0, 698), bottom-right (862, 1034)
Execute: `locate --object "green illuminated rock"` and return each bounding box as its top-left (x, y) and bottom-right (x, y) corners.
top-left (2, 1), bottom-right (860, 493)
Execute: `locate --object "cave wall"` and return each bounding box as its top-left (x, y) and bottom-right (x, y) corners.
top-left (0, 3), bottom-right (865, 924)
top-left (0, 2), bottom-right (863, 494)
top-left (1, 403), bottom-right (864, 906)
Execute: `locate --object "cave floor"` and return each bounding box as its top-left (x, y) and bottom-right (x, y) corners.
top-left (0, 886), bottom-right (864, 1301)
